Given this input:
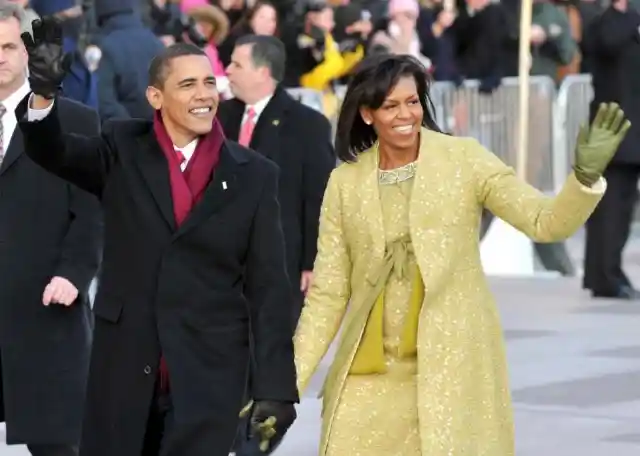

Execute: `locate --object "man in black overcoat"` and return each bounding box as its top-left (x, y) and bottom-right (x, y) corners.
top-left (219, 35), bottom-right (334, 456)
top-left (582, 0), bottom-right (640, 299)
top-left (18, 18), bottom-right (298, 456)
top-left (0, 5), bottom-right (102, 456)
top-left (219, 35), bottom-right (335, 326)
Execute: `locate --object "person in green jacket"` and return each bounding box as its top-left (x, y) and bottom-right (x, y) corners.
top-left (504, 0), bottom-right (576, 84)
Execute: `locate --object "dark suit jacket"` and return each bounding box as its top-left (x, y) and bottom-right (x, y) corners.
top-left (18, 98), bottom-right (297, 456)
top-left (218, 87), bottom-right (335, 306)
top-left (0, 97), bottom-right (102, 444)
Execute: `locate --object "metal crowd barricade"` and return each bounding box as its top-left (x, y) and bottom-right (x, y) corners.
top-left (552, 74), bottom-right (593, 193)
top-left (285, 77), bottom-right (592, 196)
top-left (435, 76), bottom-right (557, 194)
top-left (428, 81), bottom-right (453, 128)
top-left (286, 87), bottom-right (325, 114)
top-left (335, 84), bottom-right (348, 103)
top-left (286, 87), bottom-right (343, 139)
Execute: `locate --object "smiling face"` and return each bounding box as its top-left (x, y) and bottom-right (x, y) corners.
top-left (360, 75), bottom-right (423, 151)
top-left (146, 54), bottom-right (219, 146)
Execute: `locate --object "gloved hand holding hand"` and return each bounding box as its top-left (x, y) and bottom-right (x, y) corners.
top-left (308, 26), bottom-right (326, 49)
top-left (573, 102), bottom-right (631, 187)
top-left (21, 17), bottom-right (73, 100)
top-left (239, 399), bottom-right (297, 453)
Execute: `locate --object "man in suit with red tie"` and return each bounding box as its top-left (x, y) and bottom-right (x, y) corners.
top-left (220, 35), bottom-right (335, 327)
top-left (18, 18), bottom-right (297, 456)
top-left (219, 33), bottom-right (334, 456)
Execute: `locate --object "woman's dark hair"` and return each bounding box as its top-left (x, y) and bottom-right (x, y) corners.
top-left (335, 54), bottom-right (443, 163)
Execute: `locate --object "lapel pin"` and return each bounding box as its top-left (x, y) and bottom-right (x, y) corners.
top-left (222, 181), bottom-right (228, 190)
top-left (272, 119), bottom-right (280, 126)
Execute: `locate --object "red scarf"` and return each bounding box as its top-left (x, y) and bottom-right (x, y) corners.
top-left (152, 111), bottom-right (225, 391)
top-left (153, 111), bottom-right (225, 222)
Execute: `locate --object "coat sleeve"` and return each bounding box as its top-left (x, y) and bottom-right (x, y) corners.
top-left (53, 106), bottom-right (103, 295)
top-left (244, 162), bottom-right (299, 403)
top-left (300, 112), bottom-right (335, 271)
top-left (300, 34), bottom-right (350, 91)
top-left (294, 170), bottom-right (351, 394)
top-left (468, 138), bottom-right (605, 242)
top-left (17, 96), bottom-right (116, 198)
top-left (55, 185), bottom-right (103, 296)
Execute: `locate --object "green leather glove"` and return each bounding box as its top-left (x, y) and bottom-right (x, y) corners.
top-left (239, 399), bottom-right (296, 453)
top-left (573, 102), bottom-right (631, 187)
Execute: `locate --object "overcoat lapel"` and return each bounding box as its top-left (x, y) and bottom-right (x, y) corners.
top-left (249, 89), bottom-right (289, 159)
top-left (221, 102), bottom-right (243, 142)
top-left (358, 149), bottom-right (386, 263)
top-left (174, 142), bottom-right (247, 239)
top-left (409, 129), bottom-right (461, 297)
top-left (0, 128), bottom-right (22, 176)
top-left (134, 132), bottom-right (176, 231)
top-left (133, 132), bottom-right (248, 237)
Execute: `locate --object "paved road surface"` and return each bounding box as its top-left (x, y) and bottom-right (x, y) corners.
top-left (3, 231), bottom-right (640, 455)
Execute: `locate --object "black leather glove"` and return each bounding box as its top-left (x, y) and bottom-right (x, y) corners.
top-left (308, 25), bottom-right (326, 50)
top-left (21, 18), bottom-right (73, 99)
top-left (339, 36), bottom-right (364, 53)
top-left (241, 400), bottom-right (297, 453)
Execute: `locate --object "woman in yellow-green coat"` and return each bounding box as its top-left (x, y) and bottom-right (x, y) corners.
top-left (293, 55), bottom-right (630, 456)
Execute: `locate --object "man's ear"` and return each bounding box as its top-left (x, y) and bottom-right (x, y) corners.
top-left (146, 86), bottom-right (162, 111)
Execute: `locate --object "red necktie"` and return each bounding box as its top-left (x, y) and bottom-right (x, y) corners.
top-left (238, 107), bottom-right (256, 147)
top-left (175, 149), bottom-right (186, 169)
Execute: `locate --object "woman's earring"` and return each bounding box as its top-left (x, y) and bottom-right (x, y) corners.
top-left (364, 119), bottom-right (371, 125)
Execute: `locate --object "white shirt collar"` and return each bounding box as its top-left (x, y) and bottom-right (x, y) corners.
top-left (174, 138), bottom-right (198, 171)
top-left (243, 93), bottom-right (273, 123)
top-left (2, 80), bottom-right (31, 113)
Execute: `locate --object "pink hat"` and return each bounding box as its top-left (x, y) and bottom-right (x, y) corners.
top-left (181, 0), bottom-right (209, 12)
top-left (388, 0), bottom-right (420, 17)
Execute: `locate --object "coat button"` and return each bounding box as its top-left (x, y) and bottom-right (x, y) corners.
top-left (144, 365), bottom-right (152, 375)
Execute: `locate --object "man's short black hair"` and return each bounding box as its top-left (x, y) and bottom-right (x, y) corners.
top-left (234, 35), bottom-right (286, 83)
top-left (148, 43), bottom-right (207, 89)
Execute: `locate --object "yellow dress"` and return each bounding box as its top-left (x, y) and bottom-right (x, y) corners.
top-left (294, 129), bottom-right (607, 456)
top-left (326, 165), bottom-right (421, 456)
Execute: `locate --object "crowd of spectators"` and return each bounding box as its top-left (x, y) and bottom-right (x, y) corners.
top-left (9, 0), bottom-right (613, 121)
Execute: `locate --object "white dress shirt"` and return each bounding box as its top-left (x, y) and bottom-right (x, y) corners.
top-left (175, 139), bottom-right (197, 171)
top-left (2, 81), bottom-right (33, 148)
top-left (241, 94), bottom-right (273, 125)
top-left (26, 92), bottom-right (55, 122)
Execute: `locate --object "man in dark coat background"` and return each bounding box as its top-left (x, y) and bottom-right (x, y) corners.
top-left (0, 5), bottom-right (102, 456)
top-left (582, 0), bottom-right (640, 299)
top-left (220, 34), bottom-right (334, 456)
top-left (220, 35), bottom-right (335, 326)
top-left (19, 17), bottom-right (297, 456)
top-left (93, 0), bottom-right (164, 121)
top-left (28, 0), bottom-right (99, 109)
